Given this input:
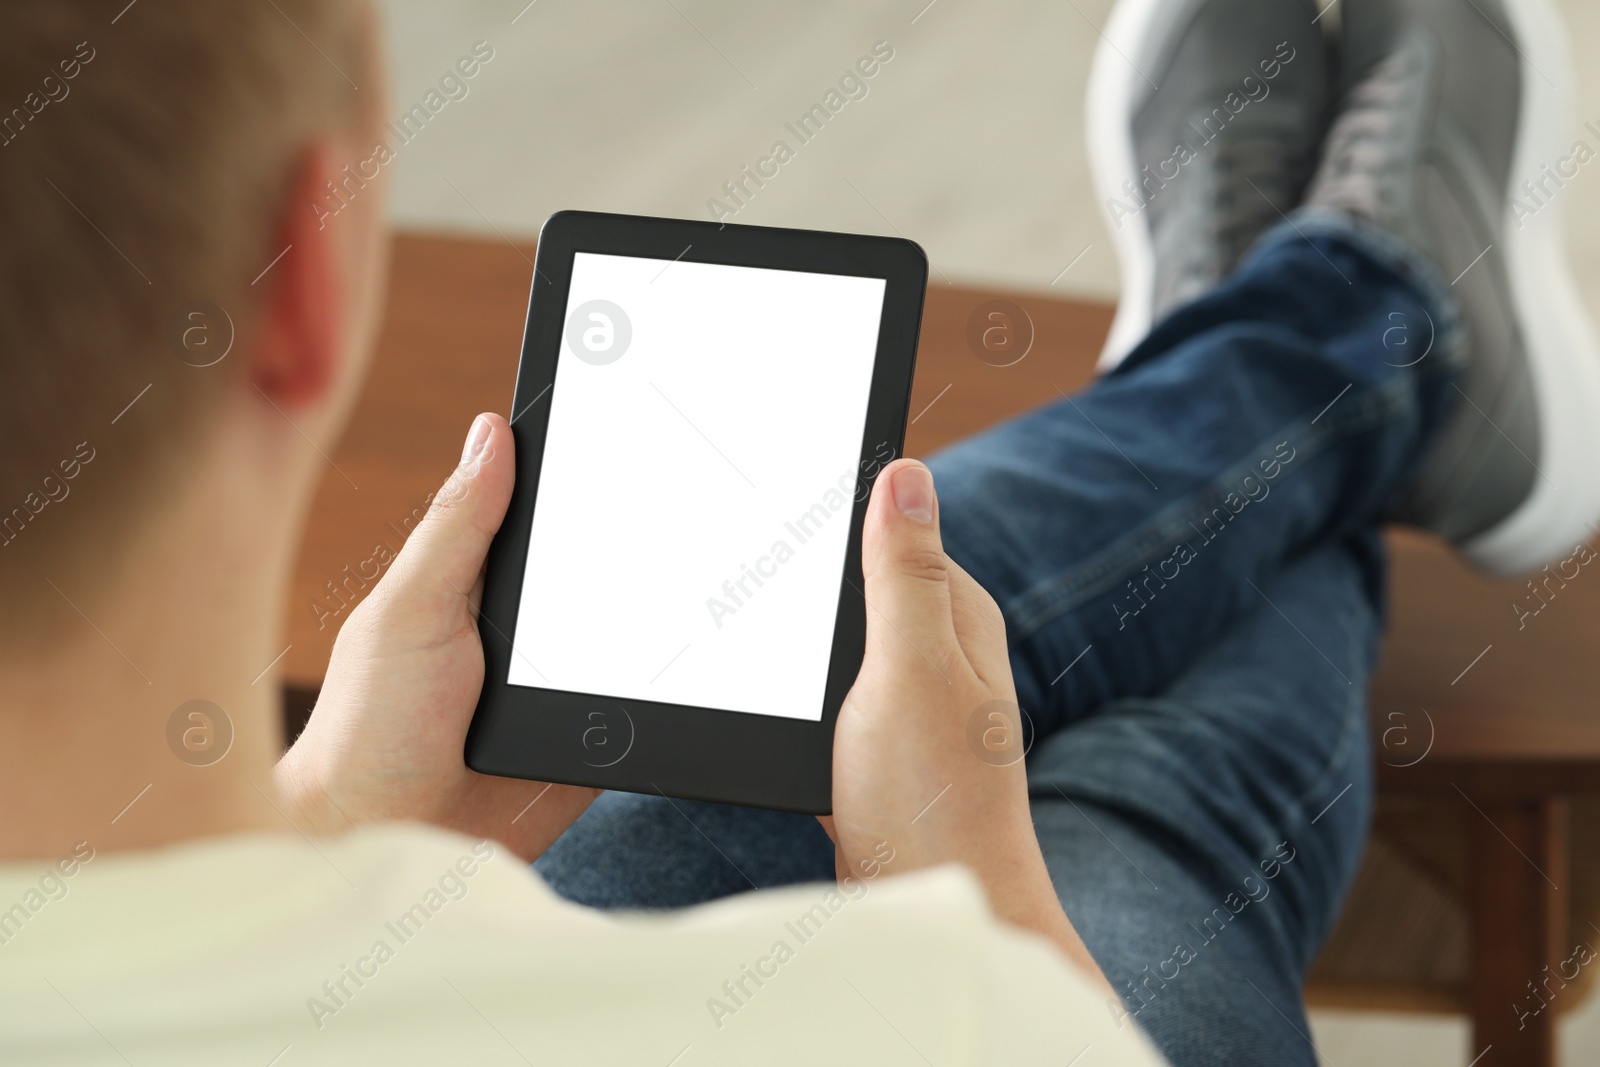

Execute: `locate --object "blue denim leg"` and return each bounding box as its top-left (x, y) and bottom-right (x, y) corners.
top-left (1025, 538), bottom-right (1378, 1067)
top-left (932, 208), bottom-right (1461, 737)
top-left (535, 791), bottom-right (834, 908)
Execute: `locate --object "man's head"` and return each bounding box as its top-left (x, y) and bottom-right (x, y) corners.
top-left (0, 0), bottom-right (390, 644)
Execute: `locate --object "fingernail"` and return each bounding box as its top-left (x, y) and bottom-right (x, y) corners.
top-left (461, 415), bottom-right (491, 465)
top-left (891, 464), bottom-right (934, 523)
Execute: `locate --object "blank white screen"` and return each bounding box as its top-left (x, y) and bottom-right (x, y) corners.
top-left (507, 252), bottom-right (886, 721)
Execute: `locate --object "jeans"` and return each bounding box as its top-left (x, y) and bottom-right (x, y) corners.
top-left (535, 209), bottom-right (1463, 1067)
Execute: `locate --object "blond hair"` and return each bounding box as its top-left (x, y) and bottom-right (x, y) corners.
top-left (0, 1), bottom-right (366, 621)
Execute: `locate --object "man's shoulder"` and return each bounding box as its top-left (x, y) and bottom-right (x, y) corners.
top-left (0, 830), bottom-right (1133, 1065)
top-left (0, 822), bottom-right (547, 964)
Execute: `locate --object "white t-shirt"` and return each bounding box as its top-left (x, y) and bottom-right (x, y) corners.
top-left (0, 823), bottom-right (1165, 1065)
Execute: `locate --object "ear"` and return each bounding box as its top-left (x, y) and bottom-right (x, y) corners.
top-left (250, 142), bottom-right (347, 408)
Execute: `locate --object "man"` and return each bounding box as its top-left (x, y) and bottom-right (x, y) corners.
top-left (0, 3), bottom-right (1150, 1064)
top-left (0, 4), bottom-right (1591, 1067)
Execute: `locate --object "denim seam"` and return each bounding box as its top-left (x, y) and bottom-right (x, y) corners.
top-left (1288, 673), bottom-right (1370, 818)
top-left (1006, 373), bottom-right (1416, 640)
top-left (1286, 590), bottom-right (1381, 825)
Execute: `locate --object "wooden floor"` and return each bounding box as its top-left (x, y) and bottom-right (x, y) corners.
top-left (285, 232), bottom-right (1600, 1064)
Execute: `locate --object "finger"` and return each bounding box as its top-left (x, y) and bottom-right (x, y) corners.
top-left (468, 557), bottom-right (489, 616)
top-left (385, 413), bottom-right (515, 605)
top-left (859, 459), bottom-right (958, 666)
top-left (946, 558), bottom-right (1012, 686)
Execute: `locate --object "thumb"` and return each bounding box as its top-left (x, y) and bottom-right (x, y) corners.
top-left (859, 459), bottom-right (957, 664)
top-left (385, 413), bottom-right (515, 604)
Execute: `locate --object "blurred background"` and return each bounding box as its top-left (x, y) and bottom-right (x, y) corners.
top-left (379, 0), bottom-right (1600, 314)
top-left (371, 1), bottom-right (1600, 1061)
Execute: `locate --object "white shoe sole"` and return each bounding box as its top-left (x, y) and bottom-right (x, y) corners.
top-left (1458, 0), bottom-right (1600, 574)
top-left (1086, 0), bottom-right (1213, 372)
top-left (1086, 0), bottom-right (1600, 574)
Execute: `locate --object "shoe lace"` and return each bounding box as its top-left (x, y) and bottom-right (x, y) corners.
top-left (1156, 132), bottom-right (1307, 309)
top-left (1311, 47), bottom-right (1426, 217)
top-left (1205, 134), bottom-right (1309, 266)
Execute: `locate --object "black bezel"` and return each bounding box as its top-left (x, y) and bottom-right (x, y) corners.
top-left (465, 210), bottom-right (926, 814)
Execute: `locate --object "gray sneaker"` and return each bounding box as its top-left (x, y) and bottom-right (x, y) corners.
top-left (1089, 0), bottom-right (1331, 369)
top-left (1307, 0), bottom-right (1600, 573)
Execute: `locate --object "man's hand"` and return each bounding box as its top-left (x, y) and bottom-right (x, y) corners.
top-left (275, 414), bottom-right (597, 862)
top-left (827, 459), bottom-right (1106, 982)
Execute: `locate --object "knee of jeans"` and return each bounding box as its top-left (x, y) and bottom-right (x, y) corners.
top-left (1026, 701), bottom-right (1372, 957)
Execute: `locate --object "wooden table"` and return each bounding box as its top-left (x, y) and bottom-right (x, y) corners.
top-left (286, 233), bottom-right (1600, 1066)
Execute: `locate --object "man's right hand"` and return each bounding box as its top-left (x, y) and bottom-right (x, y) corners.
top-left (275, 414), bottom-right (597, 863)
top-left (825, 459), bottom-right (1107, 984)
